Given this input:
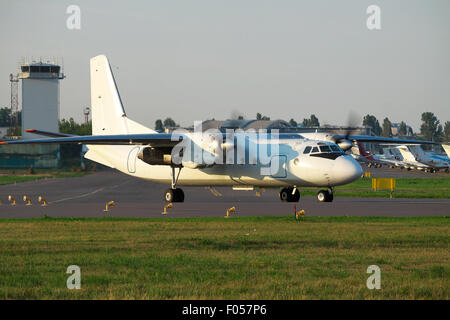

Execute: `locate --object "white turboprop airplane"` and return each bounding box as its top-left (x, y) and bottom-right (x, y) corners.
top-left (0, 55), bottom-right (436, 203)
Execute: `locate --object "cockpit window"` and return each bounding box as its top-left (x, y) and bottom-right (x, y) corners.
top-left (330, 145), bottom-right (341, 152)
top-left (303, 146), bottom-right (312, 154)
top-left (309, 143), bottom-right (344, 159)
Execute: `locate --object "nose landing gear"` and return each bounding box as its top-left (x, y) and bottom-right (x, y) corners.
top-left (317, 188), bottom-right (334, 202)
top-left (279, 187), bottom-right (300, 202)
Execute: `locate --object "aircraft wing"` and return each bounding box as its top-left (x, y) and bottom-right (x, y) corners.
top-left (0, 133), bottom-right (182, 147)
top-left (347, 135), bottom-right (437, 145)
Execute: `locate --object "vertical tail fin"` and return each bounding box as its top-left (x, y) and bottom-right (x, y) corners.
top-left (357, 142), bottom-right (374, 160)
top-left (442, 144), bottom-right (450, 158)
top-left (396, 146), bottom-right (416, 162)
top-left (90, 55), bottom-right (155, 135)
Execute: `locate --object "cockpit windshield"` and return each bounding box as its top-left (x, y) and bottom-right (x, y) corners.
top-left (303, 143), bottom-right (344, 159)
top-left (303, 146), bottom-right (312, 154)
top-left (330, 145), bottom-right (341, 152)
top-left (319, 146), bottom-right (331, 153)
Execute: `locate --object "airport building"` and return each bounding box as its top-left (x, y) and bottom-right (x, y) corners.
top-left (19, 61), bottom-right (64, 139)
top-left (0, 59), bottom-right (64, 168)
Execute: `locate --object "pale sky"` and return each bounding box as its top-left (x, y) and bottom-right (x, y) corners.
top-left (1, 0), bottom-right (449, 131)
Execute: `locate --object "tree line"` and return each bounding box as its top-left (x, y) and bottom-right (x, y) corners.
top-left (361, 112), bottom-right (450, 142)
top-left (1, 106), bottom-right (449, 142)
top-left (0, 107), bottom-right (22, 136)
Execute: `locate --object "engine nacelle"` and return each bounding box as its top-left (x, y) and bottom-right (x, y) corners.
top-left (138, 147), bottom-right (172, 165)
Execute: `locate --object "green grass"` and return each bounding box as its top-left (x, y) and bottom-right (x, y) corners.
top-left (0, 216), bottom-right (448, 299)
top-left (300, 178), bottom-right (450, 199)
top-left (0, 172), bottom-right (88, 185)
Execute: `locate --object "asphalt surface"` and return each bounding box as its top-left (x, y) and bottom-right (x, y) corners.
top-left (0, 169), bottom-right (449, 218)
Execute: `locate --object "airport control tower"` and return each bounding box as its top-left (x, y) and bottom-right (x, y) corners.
top-left (18, 60), bottom-right (65, 139)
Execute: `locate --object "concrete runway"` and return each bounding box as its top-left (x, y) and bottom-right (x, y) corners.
top-left (0, 170), bottom-right (449, 218)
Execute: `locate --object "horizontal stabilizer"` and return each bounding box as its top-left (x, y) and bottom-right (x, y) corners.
top-left (25, 129), bottom-right (74, 138)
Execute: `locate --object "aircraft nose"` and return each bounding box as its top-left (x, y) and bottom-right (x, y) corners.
top-left (332, 155), bottom-right (363, 185)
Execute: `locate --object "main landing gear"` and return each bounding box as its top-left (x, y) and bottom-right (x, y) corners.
top-left (317, 188), bottom-right (334, 202)
top-left (164, 167), bottom-right (184, 202)
top-left (164, 188), bottom-right (184, 202)
top-left (279, 186), bottom-right (300, 202)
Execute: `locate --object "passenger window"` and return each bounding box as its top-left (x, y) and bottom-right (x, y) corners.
top-left (311, 147), bottom-right (319, 153)
top-left (303, 146), bottom-right (312, 154)
top-left (319, 146), bottom-right (331, 153)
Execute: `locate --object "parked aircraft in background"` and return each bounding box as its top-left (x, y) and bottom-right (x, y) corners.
top-left (407, 145), bottom-right (450, 173)
top-left (442, 144), bottom-right (450, 158)
top-left (351, 142), bottom-right (406, 169)
top-left (393, 145), bottom-right (434, 172)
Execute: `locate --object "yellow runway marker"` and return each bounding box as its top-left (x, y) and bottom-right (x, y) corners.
top-left (23, 195), bottom-right (32, 206)
top-left (8, 195), bottom-right (16, 206)
top-left (104, 201), bottom-right (115, 212)
top-left (225, 206), bottom-right (236, 218)
top-left (295, 210), bottom-right (306, 220)
top-left (162, 203), bottom-right (173, 215)
top-left (256, 188), bottom-right (266, 197)
top-left (38, 196), bottom-right (48, 207)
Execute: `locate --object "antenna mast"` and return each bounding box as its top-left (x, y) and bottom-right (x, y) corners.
top-left (9, 73), bottom-right (19, 137)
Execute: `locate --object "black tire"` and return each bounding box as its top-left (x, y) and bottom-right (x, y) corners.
top-left (326, 192), bottom-right (334, 202)
top-left (291, 189), bottom-right (300, 202)
top-left (279, 187), bottom-right (300, 202)
top-left (173, 188), bottom-right (185, 202)
top-left (164, 188), bottom-right (185, 202)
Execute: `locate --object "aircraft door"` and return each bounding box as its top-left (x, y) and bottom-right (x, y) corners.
top-left (127, 147), bottom-right (140, 173)
top-left (270, 155), bottom-right (287, 178)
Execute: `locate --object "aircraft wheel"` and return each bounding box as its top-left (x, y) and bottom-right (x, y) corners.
top-left (164, 189), bottom-right (174, 202)
top-left (280, 188), bottom-right (290, 202)
top-left (279, 187), bottom-right (300, 202)
top-left (173, 188), bottom-right (185, 202)
top-left (317, 190), bottom-right (333, 202)
top-left (164, 188), bottom-right (185, 202)
top-left (291, 188), bottom-right (300, 202)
